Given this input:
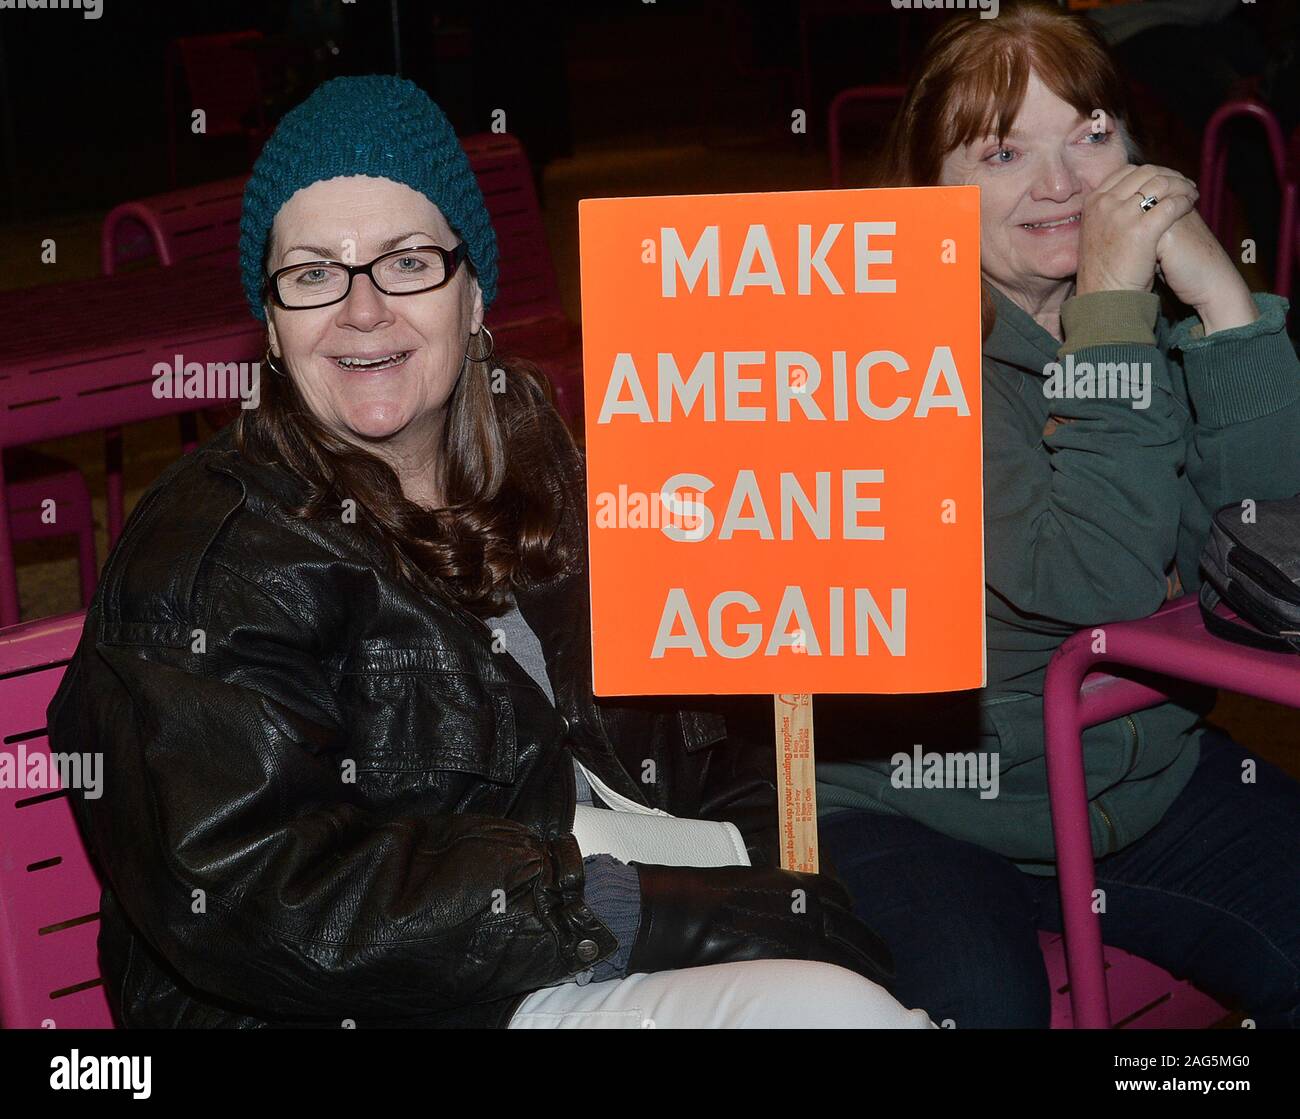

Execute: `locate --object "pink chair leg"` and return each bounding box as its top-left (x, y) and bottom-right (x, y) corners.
top-left (1042, 655), bottom-right (1111, 1028)
top-left (105, 426), bottom-right (125, 548)
top-left (0, 455), bottom-right (19, 627)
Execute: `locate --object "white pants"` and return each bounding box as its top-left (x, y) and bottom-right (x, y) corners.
top-left (508, 959), bottom-right (938, 1029)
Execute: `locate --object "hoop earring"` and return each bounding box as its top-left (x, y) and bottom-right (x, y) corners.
top-left (264, 347), bottom-right (287, 377)
top-left (466, 324), bottom-right (495, 364)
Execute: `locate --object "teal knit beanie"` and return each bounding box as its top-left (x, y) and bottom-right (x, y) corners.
top-left (238, 74), bottom-right (498, 322)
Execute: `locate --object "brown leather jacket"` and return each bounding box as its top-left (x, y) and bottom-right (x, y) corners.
top-left (46, 417), bottom-right (775, 1028)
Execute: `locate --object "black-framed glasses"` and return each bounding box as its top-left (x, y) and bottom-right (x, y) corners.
top-left (267, 242), bottom-right (468, 310)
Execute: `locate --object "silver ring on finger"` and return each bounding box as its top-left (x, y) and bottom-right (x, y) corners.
top-left (1136, 191), bottom-right (1160, 213)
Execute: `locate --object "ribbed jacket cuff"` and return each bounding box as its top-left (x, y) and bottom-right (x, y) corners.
top-left (1058, 290), bottom-right (1161, 357)
top-left (577, 854), bottom-right (641, 982)
top-left (1173, 293), bottom-right (1300, 427)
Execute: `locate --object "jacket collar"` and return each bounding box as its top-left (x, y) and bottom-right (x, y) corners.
top-left (201, 423), bottom-right (313, 508)
top-left (982, 281), bottom-right (1066, 379)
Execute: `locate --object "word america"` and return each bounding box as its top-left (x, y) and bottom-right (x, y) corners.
top-left (598, 348), bottom-right (969, 423)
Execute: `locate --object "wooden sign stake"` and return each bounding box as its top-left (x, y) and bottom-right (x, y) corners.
top-left (774, 693), bottom-right (818, 872)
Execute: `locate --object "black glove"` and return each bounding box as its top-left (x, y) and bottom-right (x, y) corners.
top-left (627, 863), bottom-right (895, 991)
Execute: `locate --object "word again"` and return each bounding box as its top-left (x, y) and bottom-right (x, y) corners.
top-left (652, 585), bottom-right (906, 659)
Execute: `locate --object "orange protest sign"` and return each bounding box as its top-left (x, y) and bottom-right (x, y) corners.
top-left (580, 186), bottom-right (985, 697)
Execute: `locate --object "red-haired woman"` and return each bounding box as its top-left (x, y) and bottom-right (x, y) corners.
top-left (812, 0), bottom-right (1300, 1027)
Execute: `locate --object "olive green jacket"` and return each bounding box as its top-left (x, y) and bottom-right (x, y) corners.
top-left (816, 283), bottom-right (1300, 872)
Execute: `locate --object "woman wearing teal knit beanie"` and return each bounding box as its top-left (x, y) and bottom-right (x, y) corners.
top-left (50, 74), bottom-right (928, 1030)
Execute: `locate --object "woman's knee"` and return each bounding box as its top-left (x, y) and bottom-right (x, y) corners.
top-left (713, 960), bottom-right (936, 1029)
top-left (821, 809), bottom-right (1051, 1027)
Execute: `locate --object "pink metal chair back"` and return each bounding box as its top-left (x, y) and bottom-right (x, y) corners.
top-left (827, 85), bottom-right (907, 189)
top-left (101, 175), bottom-right (250, 276)
top-left (169, 31), bottom-right (266, 137)
top-left (0, 611), bottom-right (114, 1028)
top-left (95, 177), bottom-right (255, 552)
top-left (2, 451), bottom-right (99, 625)
top-left (460, 132), bottom-right (583, 424)
top-left (462, 133), bottom-right (568, 330)
top-left (166, 31), bottom-right (267, 184)
top-left (1198, 98), bottom-right (1298, 299)
top-left (1043, 593), bottom-right (1300, 1027)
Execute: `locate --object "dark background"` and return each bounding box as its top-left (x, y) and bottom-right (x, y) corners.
top-left (0, 0), bottom-right (929, 218)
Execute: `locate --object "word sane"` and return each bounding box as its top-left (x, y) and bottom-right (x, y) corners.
top-left (656, 469), bottom-right (886, 542)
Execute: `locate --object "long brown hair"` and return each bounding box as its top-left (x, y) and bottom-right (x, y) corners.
top-left (234, 272), bottom-right (582, 617)
top-left (874, 0), bottom-right (1140, 337)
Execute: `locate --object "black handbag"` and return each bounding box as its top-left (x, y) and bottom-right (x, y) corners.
top-left (1199, 495), bottom-right (1300, 653)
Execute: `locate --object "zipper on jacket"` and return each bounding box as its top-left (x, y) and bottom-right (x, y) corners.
top-left (1122, 715), bottom-right (1139, 775)
top-left (564, 743), bottom-right (578, 837)
top-left (1090, 718), bottom-right (1136, 855)
top-left (1094, 795), bottom-right (1118, 854)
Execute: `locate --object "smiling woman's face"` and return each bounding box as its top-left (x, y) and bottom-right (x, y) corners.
top-left (265, 175), bottom-right (483, 464)
top-left (938, 70), bottom-right (1129, 298)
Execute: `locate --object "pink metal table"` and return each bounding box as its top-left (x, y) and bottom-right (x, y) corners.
top-left (1044, 593), bottom-right (1300, 1027)
top-left (0, 259), bottom-right (261, 626)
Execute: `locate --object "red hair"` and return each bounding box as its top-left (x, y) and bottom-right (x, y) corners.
top-left (876, 0), bottom-right (1138, 336)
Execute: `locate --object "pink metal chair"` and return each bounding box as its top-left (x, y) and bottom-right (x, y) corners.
top-left (1043, 592), bottom-right (1300, 1027)
top-left (1038, 931), bottom-right (1228, 1029)
top-left (0, 600), bottom-right (1232, 1030)
top-left (165, 31), bottom-right (270, 186)
top-left (0, 259), bottom-right (263, 628)
top-left (0, 304), bottom-right (105, 622)
top-left (462, 133), bottom-right (583, 427)
top-left (1198, 98), bottom-right (1298, 300)
top-left (97, 175), bottom-right (250, 550)
top-left (2, 450), bottom-right (99, 621)
top-left (827, 85), bottom-right (908, 189)
top-left (101, 175), bottom-right (248, 277)
top-left (0, 611), bottom-right (114, 1028)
